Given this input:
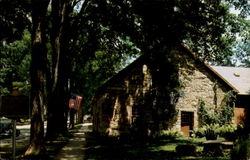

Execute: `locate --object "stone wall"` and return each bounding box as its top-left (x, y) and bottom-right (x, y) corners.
top-left (92, 58), bottom-right (154, 136)
top-left (92, 45), bottom-right (232, 137)
top-left (171, 49), bottom-right (231, 131)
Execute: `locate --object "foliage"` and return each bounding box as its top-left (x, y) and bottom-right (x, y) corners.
top-left (193, 124), bottom-right (220, 139)
top-left (212, 8), bottom-right (250, 66)
top-left (198, 91), bottom-right (236, 126)
top-left (204, 124), bottom-right (220, 140)
top-left (159, 129), bottom-right (182, 140)
top-left (91, 0), bottom-right (250, 64)
top-left (198, 99), bottom-right (214, 125)
top-left (218, 124), bottom-right (243, 141)
top-left (204, 128), bottom-right (218, 140)
top-left (233, 17), bottom-right (250, 67)
top-left (1, 0), bottom-right (249, 151)
top-left (0, 30), bottom-right (31, 95)
top-left (218, 91), bottom-right (236, 125)
top-left (175, 144), bottom-right (196, 156)
top-left (70, 33), bottom-right (140, 114)
top-left (192, 127), bottom-right (206, 138)
top-left (235, 38), bottom-right (250, 67)
top-left (231, 139), bottom-right (250, 160)
top-left (0, 0), bottom-right (31, 45)
top-left (193, 124), bottom-right (245, 141)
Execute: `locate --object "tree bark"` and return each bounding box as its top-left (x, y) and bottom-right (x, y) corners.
top-left (25, 0), bottom-right (50, 156)
top-left (46, 0), bottom-right (73, 139)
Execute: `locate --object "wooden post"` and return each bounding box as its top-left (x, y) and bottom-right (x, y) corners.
top-left (12, 119), bottom-right (16, 160)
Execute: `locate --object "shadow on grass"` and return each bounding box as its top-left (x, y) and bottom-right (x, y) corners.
top-left (83, 133), bottom-right (230, 160)
top-left (1, 133), bottom-right (73, 160)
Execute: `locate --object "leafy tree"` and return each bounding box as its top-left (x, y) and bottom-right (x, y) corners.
top-left (46, 0), bottom-right (140, 138)
top-left (234, 18), bottom-right (250, 67)
top-left (237, 42), bottom-right (250, 67)
top-left (97, 0), bottom-right (249, 137)
top-left (0, 0), bottom-right (32, 95)
top-left (44, 0), bottom-right (250, 140)
top-left (70, 32), bottom-right (140, 116)
top-left (1, 0), bottom-right (249, 153)
top-left (218, 10), bottom-right (250, 66)
top-left (0, 0), bottom-right (31, 45)
top-left (0, 30), bottom-right (31, 95)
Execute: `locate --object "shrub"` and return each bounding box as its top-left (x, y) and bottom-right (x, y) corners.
top-left (193, 124), bottom-right (220, 140)
top-left (160, 129), bottom-right (182, 140)
top-left (198, 91), bottom-right (235, 126)
top-left (231, 139), bottom-right (250, 160)
top-left (205, 128), bottom-right (217, 140)
top-left (176, 144), bottom-right (196, 156)
top-left (218, 124), bottom-right (243, 141)
top-left (204, 124), bottom-right (220, 140)
top-left (192, 127), bottom-right (206, 138)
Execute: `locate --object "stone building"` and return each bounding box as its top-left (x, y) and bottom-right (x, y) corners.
top-left (92, 44), bottom-right (249, 137)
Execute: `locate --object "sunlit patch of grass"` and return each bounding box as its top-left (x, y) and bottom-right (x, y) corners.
top-left (149, 142), bottom-right (176, 152)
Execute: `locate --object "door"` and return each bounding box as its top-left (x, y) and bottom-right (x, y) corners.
top-left (234, 107), bottom-right (246, 125)
top-left (181, 111), bottom-right (194, 137)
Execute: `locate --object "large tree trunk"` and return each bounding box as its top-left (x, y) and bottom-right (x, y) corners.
top-left (25, 0), bottom-right (50, 156)
top-left (46, 0), bottom-right (72, 139)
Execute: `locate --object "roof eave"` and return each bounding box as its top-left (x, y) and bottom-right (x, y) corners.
top-left (180, 43), bottom-right (240, 94)
top-left (205, 64), bottom-right (240, 94)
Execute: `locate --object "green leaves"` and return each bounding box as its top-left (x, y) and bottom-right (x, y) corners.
top-left (198, 91), bottom-right (236, 126)
top-left (0, 0), bottom-right (31, 45)
top-left (0, 30), bottom-right (31, 95)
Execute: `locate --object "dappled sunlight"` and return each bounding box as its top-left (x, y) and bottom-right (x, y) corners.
top-left (93, 61), bottom-right (153, 137)
top-left (54, 124), bottom-right (87, 160)
top-left (60, 146), bottom-right (86, 151)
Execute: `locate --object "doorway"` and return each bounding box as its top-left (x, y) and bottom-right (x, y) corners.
top-left (181, 111), bottom-right (194, 137)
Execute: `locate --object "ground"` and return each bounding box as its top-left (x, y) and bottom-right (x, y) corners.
top-left (0, 121), bottom-right (232, 160)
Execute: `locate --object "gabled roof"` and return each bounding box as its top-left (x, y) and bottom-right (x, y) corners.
top-left (97, 43), bottom-right (250, 96)
top-left (210, 66), bottom-right (250, 95)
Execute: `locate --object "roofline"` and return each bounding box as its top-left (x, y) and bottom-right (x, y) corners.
top-left (96, 54), bottom-right (146, 92)
top-left (205, 65), bottom-right (240, 93)
top-left (179, 43), bottom-right (240, 94)
top-left (97, 43), bottom-right (241, 96)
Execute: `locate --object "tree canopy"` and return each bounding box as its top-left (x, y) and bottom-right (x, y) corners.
top-left (0, 0), bottom-right (250, 156)
top-left (0, 0), bottom-right (31, 45)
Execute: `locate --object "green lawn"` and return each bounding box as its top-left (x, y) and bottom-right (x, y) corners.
top-left (84, 136), bottom-right (231, 160)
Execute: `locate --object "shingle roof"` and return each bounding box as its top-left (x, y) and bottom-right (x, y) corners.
top-left (210, 66), bottom-right (250, 95)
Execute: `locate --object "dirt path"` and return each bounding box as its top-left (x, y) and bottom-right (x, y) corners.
top-left (54, 123), bottom-right (92, 160)
top-left (0, 122), bottom-right (92, 160)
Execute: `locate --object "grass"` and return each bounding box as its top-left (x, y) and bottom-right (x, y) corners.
top-left (83, 136), bottom-right (231, 160)
top-left (0, 124), bottom-right (234, 159)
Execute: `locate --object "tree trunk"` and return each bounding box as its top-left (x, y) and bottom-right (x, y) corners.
top-left (46, 0), bottom-right (72, 139)
top-left (77, 107), bottom-right (84, 124)
top-left (25, 0), bottom-right (50, 156)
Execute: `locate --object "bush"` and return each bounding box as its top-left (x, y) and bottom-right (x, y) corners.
top-left (196, 124), bottom-right (220, 140)
top-left (198, 92), bottom-right (235, 126)
top-left (160, 129), bottom-right (182, 140)
top-left (205, 128), bottom-right (217, 140)
top-left (193, 124), bottom-right (221, 139)
top-left (176, 144), bottom-right (196, 156)
top-left (218, 124), bottom-right (243, 141)
top-left (192, 127), bottom-right (206, 138)
top-left (231, 139), bottom-right (250, 160)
